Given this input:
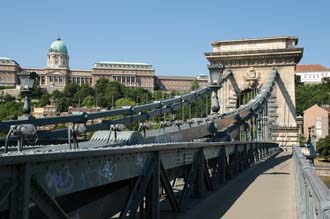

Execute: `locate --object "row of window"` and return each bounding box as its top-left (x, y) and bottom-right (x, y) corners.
top-left (300, 72), bottom-right (330, 79)
top-left (69, 77), bottom-right (92, 85)
top-left (0, 76), bottom-right (15, 82)
top-left (0, 73), bottom-right (15, 82)
top-left (113, 75), bottom-right (139, 86)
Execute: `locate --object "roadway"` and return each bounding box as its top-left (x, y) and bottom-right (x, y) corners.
top-left (162, 149), bottom-right (296, 219)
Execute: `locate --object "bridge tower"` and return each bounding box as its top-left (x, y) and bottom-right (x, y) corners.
top-left (205, 36), bottom-right (303, 147)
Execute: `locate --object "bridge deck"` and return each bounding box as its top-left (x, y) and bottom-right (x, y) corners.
top-left (170, 150), bottom-right (295, 219)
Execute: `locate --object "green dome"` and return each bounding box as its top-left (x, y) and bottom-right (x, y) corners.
top-left (49, 38), bottom-right (68, 54)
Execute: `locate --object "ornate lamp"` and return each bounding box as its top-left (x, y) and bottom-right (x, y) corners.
top-left (18, 71), bottom-right (37, 117)
top-left (208, 64), bottom-right (225, 113)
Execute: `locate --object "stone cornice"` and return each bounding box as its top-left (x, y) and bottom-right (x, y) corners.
top-left (205, 47), bottom-right (303, 56)
top-left (211, 36), bottom-right (299, 46)
top-left (205, 48), bottom-right (303, 67)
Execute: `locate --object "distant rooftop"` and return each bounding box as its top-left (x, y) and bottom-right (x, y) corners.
top-left (0, 57), bottom-right (12, 60)
top-left (296, 64), bottom-right (329, 72)
top-left (0, 57), bottom-right (19, 65)
top-left (212, 36), bottom-right (298, 46)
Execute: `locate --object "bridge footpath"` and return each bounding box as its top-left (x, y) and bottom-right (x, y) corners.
top-left (173, 150), bottom-right (296, 219)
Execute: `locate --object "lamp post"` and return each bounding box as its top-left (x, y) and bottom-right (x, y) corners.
top-left (208, 64), bottom-right (224, 114)
top-left (17, 71), bottom-right (37, 119)
top-left (310, 126), bottom-right (316, 149)
top-left (307, 127), bottom-right (312, 147)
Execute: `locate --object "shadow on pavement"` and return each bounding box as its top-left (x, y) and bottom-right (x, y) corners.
top-left (162, 150), bottom-right (292, 219)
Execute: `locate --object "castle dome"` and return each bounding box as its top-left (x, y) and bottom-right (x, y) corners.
top-left (49, 38), bottom-right (68, 54)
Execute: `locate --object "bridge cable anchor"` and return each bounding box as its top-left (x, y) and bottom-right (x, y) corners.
top-left (68, 123), bottom-right (86, 149)
top-left (4, 124), bottom-right (38, 153)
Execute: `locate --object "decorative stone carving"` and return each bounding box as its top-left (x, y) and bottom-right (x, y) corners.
top-left (243, 67), bottom-right (260, 89)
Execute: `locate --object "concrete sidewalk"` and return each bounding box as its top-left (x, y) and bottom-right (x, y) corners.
top-left (175, 150), bottom-right (296, 219)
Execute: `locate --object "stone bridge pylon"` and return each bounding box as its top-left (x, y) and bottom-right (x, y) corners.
top-left (205, 36), bottom-right (304, 147)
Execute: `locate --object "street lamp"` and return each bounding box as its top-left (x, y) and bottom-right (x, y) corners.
top-left (208, 63), bottom-right (225, 113)
top-left (18, 71), bottom-right (37, 118)
top-left (303, 126), bottom-right (317, 162)
top-left (307, 127), bottom-right (312, 146)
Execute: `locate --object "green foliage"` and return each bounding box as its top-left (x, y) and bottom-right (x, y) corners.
top-left (0, 101), bottom-right (23, 120)
top-left (0, 86), bottom-right (15, 90)
top-left (298, 134), bottom-right (306, 147)
top-left (51, 89), bottom-right (64, 99)
top-left (1, 94), bottom-right (15, 102)
top-left (63, 82), bottom-right (79, 98)
top-left (191, 79), bottom-right (200, 90)
top-left (2, 77), bottom-right (155, 117)
top-left (317, 135), bottom-right (330, 160)
top-left (56, 97), bottom-right (70, 112)
top-left (95, 78), bottom-right (110, 94)
top-left (296, 83), bottom-right (330, 115)
top-left (295, 75), bottom-right (303, 86)
top-left (105, 81), bottom-right (123, 100)
top-left (123, 87), bottom-right (151, 104)
top-left (73, 84), bottom-right (95, 104)
top-left (38, 93), bottom-right (51, 107)
top-left (115, 97), bottom-right (136, 108)
top-left (82, 95), bottom-right (95, 108)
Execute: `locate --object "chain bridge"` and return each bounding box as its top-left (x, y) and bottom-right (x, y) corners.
top-left (0, 36), bottom-right (328, 219)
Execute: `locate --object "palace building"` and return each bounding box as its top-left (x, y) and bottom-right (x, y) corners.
top-left (0, 38), bottom-right (156, 92)
top-left (0, 38), bottom-right (207, 92)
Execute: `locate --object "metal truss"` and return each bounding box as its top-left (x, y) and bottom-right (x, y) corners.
top-left (0, 141), bottom-right (278, 219)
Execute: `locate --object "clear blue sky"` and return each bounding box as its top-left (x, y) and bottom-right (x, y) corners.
top-left (0, 0), bottom-right (329, 76)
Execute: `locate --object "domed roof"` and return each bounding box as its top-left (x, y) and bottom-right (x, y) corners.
top-left (49, 38), bottom-right (68, 54)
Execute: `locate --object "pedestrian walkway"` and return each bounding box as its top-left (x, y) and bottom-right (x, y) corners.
top-left (176, 150), bottom-right (296, 219)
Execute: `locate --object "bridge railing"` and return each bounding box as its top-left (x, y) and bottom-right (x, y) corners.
top-left (0, 141), bottom-right (278, 218)
top-left (293, 146), bottom-right (330, 219)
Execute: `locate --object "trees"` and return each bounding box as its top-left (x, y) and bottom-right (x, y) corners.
top-left (105, 81), bottom-right (123, 100)
top-left (39, 93), bottom-right (51, 107)
top-left (191, 79), bottom-right (200, 91)
top-left (296, 82), bottom-right (330, 115)
top-left (82, 95), bottom-right (95, 108)
top-left (115, 98), bottom-right (135, 108)
top-left (0, 101), bottom-right (23, 120)
top-left (298, 134), bottom-right (306, 147)
top-left (317, 135), bottom-right (330, 160)
top-left (95, 78), bottom-right (110, 95)
top-left (74, 84), bottom-right (95, 104)
top-left (63, 82), bottom-right (78, 98)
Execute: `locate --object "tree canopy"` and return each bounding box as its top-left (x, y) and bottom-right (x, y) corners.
top-left (317, 135), bottom-right (330, 160)
top-left (295, 80), bottom-right (330, 115)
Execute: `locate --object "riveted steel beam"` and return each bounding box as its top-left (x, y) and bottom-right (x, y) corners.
top-left (9, 163), bottom-right (31, 219)
top-left (0, 182), bottom-right (16, 206)
top-left (30, 178), bottom-right (69, 219)
top-left (145, 152), bottom-right (160, 219)
top-left (160, 161), bottom-right (180, 212)
top-left (120, 153), bottom-right (159, 219)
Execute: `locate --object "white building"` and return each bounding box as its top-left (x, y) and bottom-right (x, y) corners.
top-left (295, 64), bottom-right (330, 84)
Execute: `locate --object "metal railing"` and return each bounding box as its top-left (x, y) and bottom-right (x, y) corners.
top-left (293, 146), bottom-right (330, 219)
